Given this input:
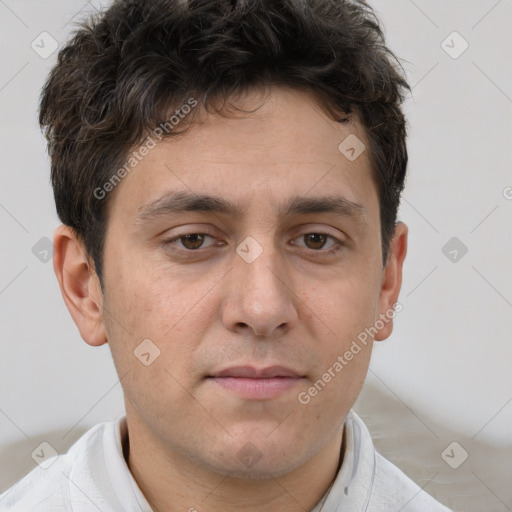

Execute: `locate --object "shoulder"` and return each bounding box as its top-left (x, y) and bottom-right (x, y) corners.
top-left (367, 452), bottom-right (452, 512)
top-left (321, 411), bottom-right (452, 512)
top-left (344, 412), bottom-right (452, 512)
top-left (0, 421), bottom-right (111, 512)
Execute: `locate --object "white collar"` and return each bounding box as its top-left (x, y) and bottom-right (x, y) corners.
top-left (311, 411), bottom-right (376, 512)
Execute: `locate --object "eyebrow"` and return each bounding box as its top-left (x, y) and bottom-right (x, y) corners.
top-left (135, 190), bottom-right (366, 224)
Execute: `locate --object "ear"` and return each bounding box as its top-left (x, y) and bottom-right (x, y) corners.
top-left (53, 224), bottom-right (107, 346)
top-left (374, 222), bottom-right (408, 341)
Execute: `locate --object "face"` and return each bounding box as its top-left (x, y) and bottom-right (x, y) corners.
top-left (60, 86), bottom-right (406, 479)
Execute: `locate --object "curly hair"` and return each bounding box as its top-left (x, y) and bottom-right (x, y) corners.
top-left (39, 0), bottom-right (410, 285)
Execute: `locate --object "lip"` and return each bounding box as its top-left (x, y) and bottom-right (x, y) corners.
top-left (211, 365), bottom-right (303, 379)
top-left (208, 366), bottom-right (305, 400)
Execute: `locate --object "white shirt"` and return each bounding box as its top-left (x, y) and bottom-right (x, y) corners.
top-left (0, 411), bottom-right (451, 511)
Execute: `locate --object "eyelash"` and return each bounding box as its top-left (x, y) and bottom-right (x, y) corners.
top-left (161, 233), bottom-right (344, 257)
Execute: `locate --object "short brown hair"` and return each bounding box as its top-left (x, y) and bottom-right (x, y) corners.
top-left (40, 0), bottom-right (410, 286)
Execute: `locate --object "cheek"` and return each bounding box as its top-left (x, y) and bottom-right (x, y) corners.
top-left (307, 272), bottom-right (381, 336)
top-left (104, 271), bottom-right (219, 385)
top-left (105, 257), bottom-right (187, 333)
top-left (302, 333), bottom-right (372, 425)
top-left (301, 274), bottom-right (379, 388)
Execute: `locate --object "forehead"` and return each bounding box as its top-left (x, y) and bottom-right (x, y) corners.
top-left (107, 86), bottom-right (378, 222)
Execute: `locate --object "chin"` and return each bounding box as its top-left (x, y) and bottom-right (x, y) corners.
top-left (199, 434), bottom-right (310, 480)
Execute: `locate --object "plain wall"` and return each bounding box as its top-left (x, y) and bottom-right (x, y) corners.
top-left (0, 1), bottom-right (511, 510)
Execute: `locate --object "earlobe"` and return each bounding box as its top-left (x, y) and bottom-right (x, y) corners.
top-left (53, 225), bottom-right (107, 347)
top-left (374, 222), bottom-right (408, 342)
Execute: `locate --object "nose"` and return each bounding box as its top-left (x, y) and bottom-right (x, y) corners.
top-left (220, 244), bottom-right (298, 338)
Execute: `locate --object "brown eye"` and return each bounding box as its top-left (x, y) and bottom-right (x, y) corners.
top-left (291, 232), bottom-right (342, 255)
top-left (162, 233), bottom-right (219, 254)
top-left (303, 233), bottom-right (328, 250)
top-left (180, 234), bottom-right (206, 249)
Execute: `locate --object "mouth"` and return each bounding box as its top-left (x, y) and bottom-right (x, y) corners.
top-left (207, 365), bottom-right (306, 400)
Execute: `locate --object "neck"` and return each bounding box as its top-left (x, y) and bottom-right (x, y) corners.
top-left (124, 419), bottom-right (344, 512)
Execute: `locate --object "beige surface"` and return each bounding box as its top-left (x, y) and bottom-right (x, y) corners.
top-left (354, 377), bottom-right (512, 512)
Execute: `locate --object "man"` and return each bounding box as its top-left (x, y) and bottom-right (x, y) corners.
top-left (0, 0), bottom-right (452, 510)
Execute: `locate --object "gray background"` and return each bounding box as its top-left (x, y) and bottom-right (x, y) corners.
top-left (0, 1), bottom-right (511, 510)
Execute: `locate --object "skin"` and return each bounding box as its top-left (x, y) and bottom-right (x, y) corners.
top-left (53, 85), bottom-right (407, 512)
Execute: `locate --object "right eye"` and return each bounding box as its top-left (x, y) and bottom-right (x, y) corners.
top-left (162, 233), bottom-right (218, 251)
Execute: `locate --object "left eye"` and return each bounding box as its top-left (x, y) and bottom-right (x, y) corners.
top-left (293, 233), bottom-right (339, 251)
